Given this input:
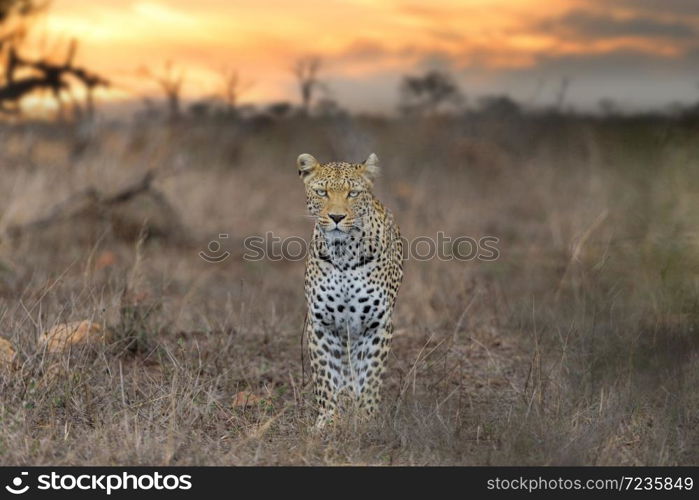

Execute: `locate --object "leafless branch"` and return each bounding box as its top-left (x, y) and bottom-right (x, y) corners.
top-left (292, 56), bottom-right (322, 114)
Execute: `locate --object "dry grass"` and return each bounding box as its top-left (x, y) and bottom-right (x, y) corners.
top-left (0, 114), bottom-right (698, 465)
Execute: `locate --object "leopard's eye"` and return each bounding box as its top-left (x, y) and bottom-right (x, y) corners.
top-left (314, 189), bottom-right (327, 197)
top-left (348, 190), bottom-right (360, 198)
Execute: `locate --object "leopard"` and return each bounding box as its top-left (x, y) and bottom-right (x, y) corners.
top-left (297, 152), bottom-right (403, 428)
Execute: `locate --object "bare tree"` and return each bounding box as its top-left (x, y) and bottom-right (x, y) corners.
top-left (555, 77), bottom-right (571, 111)
top-left (399, 70), bottom-right (463, 116)
top-left (1, 41), bottom-right (108, 118)
top-left (141, 60), bottom-right (185, 120)
top-left (27, 38), bottom-right (77, 119)
top-left (0, 3), bottom-right (108, 118)
top-left (292, 56), bottom-right (322, 114)
top-left (219, 67), bottom-right (253, 114)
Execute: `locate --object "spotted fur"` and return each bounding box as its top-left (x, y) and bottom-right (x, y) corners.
top-left (297, 153), bottom-right (403, 428)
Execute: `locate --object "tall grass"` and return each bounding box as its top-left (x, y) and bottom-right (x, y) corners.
top-left (0, 113), bottom-right (697, 464)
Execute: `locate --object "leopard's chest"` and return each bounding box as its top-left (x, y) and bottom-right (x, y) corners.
top-left (309, 261), bottom-right (387, 339)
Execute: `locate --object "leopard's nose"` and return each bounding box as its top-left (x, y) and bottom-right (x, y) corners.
top-left (328, 214), bottom-right (346, 224)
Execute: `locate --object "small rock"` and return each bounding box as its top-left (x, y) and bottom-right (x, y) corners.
top-left (38, 320), bottom-right (113, 353)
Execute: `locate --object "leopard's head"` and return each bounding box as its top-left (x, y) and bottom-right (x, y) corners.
top-left (297, 153), bottom-right (380, 234)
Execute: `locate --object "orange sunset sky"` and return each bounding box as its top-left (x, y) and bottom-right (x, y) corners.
top-left (23, 0), bottom-right (699, 111)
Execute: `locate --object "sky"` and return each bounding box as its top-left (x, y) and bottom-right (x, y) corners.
top-left (19, 0), bottom-right (699, 112)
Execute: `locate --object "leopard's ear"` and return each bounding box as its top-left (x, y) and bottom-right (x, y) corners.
top-left (297, 153), bottom-right (319, 183)
top-left (362, 153), bottom-right (380, 182)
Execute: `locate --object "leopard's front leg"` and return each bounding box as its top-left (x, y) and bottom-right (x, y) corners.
top-left (350, 316), bottom-right (394, 419)
top-left (307, 315), bottom-right (348, 428)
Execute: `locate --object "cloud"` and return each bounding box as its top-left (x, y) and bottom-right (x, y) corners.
top-left (542, 9), bottom-right (697, 40)
top-left (336, 40), bottom-right (417, 62)
top-left (520, 48), bottom-right (699, 78)
top-left (616, 0), bottom-right (699, 17)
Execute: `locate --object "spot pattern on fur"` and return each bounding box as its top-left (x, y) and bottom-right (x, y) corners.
top-left (297, 153), bottom-right (403, 428)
